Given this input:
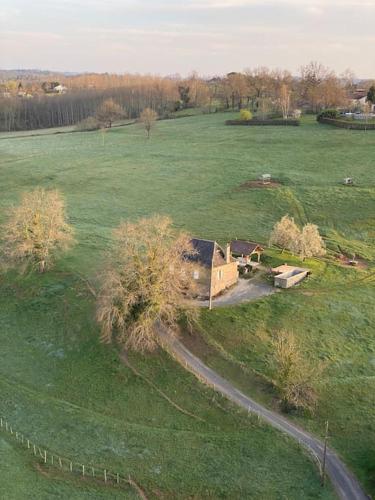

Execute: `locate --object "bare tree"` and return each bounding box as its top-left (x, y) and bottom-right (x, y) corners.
top-left (1, 188), bottom-right (74, 273)
top-left (140, 107), bottom-right (158, 138)
top-left (298, 223), bottom-right (326, 260)
top-left (269, 330), bottom-right (320, 413)
top-left (269, 215), bottom-right (301, 254)
top-left (299, 61), bottom-right (347, 111)
top-left (96, 98), bottom-right (125, 128)
top-left (96, 215), bottom-right (197, 352)
top-left (279, 83), bottom-right (291, 119)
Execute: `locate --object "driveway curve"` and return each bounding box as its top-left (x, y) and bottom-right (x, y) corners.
top-left (158, 329), bottom-right (369, 500)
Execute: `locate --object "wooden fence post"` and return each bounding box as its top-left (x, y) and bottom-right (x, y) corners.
top-left (321, 420), bottom-right (329, 486)
top-left (104, 469), bottom-right (107, 483)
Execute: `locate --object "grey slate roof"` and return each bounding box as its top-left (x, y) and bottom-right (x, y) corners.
top-left (188, 238), bottom-right (227, 268)
top-left (230, 240), bottom-right (263, 256)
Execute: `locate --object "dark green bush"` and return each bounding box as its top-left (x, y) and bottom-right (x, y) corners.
top-left (317, 109), bottom-right (339, 121)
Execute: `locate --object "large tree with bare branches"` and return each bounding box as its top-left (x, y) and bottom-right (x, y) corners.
top-left (96, 215), bottom-right (197, 352)
top-left (1, 188), bottom-right (74, 273)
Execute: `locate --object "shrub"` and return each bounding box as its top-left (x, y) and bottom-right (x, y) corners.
top-left (239, 109), bottom-right (252, 121)
top-left (317, 109), bottom-right (339, 121)
top-left (76, 116), bottom-right (101, 131)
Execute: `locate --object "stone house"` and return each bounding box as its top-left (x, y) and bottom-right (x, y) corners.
top-left (188, 238), bottom-right (238, 298)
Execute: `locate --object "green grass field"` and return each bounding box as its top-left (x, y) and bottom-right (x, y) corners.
top-left (0, 113), bottom-right (374, 498)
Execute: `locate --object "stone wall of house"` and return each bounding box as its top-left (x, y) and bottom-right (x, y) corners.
top-left (192, 266), bottom-right (211, 298)
top-left (191, 262), bottom-right (238, 298)
top-left (211, 262), bottom-right (238, 297)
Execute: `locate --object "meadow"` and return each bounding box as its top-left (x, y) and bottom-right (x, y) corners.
top-left (0, 112), bottom-right (374, 498)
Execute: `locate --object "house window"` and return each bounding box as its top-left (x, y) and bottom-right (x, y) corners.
top-left (193, 270), bottom-right (200, 280)
top-left (217, 269), bottom-right (223, 280)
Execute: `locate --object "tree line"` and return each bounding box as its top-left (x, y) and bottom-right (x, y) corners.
top-left (0, 62), bottom-right (373, 132)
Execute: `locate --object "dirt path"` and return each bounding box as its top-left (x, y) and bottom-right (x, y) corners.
top-left (158, 329), bottom-right (369, 500)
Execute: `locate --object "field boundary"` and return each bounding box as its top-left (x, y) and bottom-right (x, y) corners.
top-left (0, 120), bottom-right (137, 140)
top-left (225, 119), bottom-right (300, 126)
top-left (318, 117), bottom-right (375, 130)
top-left (0, 416), bottom-right (147, 499)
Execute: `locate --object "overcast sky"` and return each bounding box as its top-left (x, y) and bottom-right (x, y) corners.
top-left (1, 0), bottom-right (374, 77)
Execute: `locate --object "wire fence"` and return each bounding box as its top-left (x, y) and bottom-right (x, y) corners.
top-left (0, 416), bottom-right (147, 499)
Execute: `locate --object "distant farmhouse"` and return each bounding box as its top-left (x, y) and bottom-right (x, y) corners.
top-left (53, 84), bottom-right (67, 94)
top-left (187, 239), bottom-right (238, 298)
top-left (349, 89), bottom-right (375, 112)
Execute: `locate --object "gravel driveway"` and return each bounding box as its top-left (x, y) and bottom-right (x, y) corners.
top-left (198, 278), bottom-right (278, 307)
top-left (158, 328), bottom-right (369, 500)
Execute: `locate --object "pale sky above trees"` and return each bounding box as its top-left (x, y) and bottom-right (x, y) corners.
top-left (0, 0), bottom-right (374, 76)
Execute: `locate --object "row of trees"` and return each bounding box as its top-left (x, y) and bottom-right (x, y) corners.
top-left (0, 84), bottom-right (173, 132)
top-left (1, 63), bottom-right (373, 131)
top-left (270, 215), bottom-right (326, 260)
top-left (76, 99), bottom-right (158, 138)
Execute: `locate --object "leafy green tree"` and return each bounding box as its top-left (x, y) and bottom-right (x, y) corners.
top-left (367, 85), bottom-right (375, 104)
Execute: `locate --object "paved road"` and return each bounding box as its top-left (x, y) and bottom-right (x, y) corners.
top-left (158, 329), bottom-right (369, 500)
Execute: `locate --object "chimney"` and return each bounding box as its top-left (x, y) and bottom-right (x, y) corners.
top-left (225, 243), bottom-right (231, 264)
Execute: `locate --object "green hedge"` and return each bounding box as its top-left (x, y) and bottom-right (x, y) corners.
top-left (225, 119), bottom-right (300, 126)
top-left (318, 117), bottom-right (375, 130)
top-left (317, 109), bottom-right (339, 121)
